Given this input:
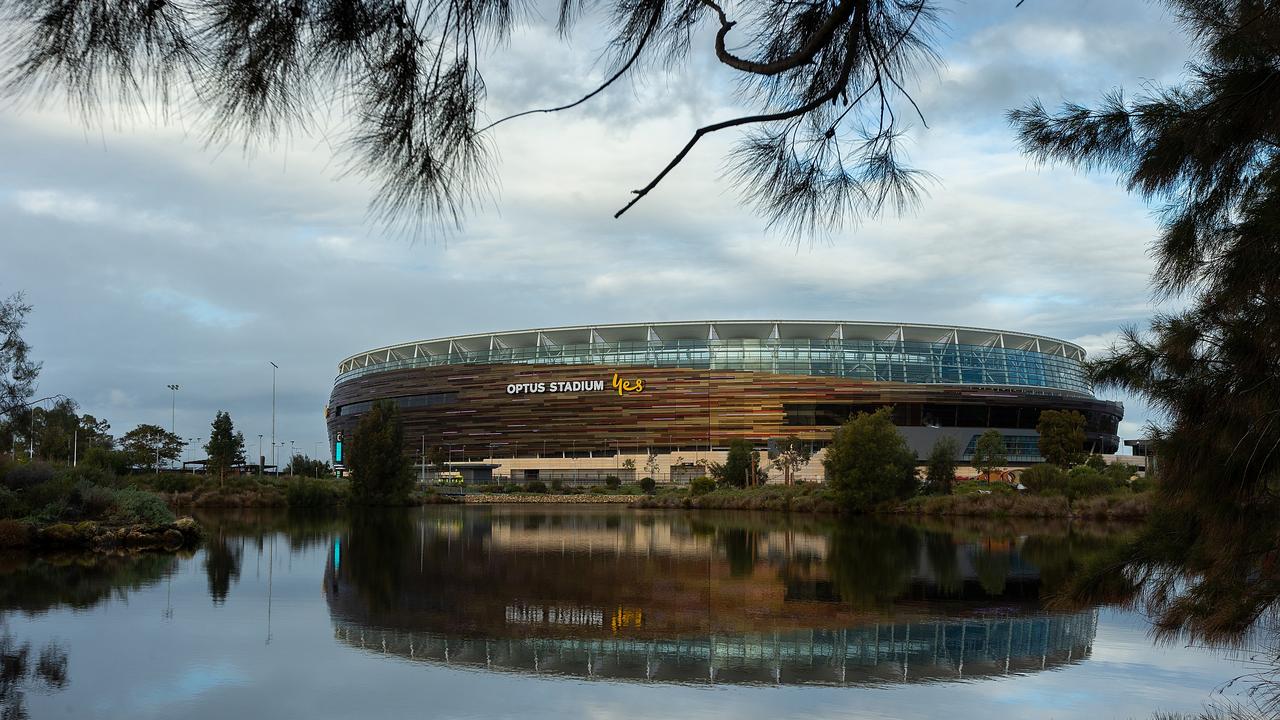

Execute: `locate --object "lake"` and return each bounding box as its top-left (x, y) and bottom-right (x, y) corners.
top-left (0, 506), bottom-right (1264, 719)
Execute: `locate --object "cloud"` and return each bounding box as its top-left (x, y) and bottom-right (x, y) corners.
top-left (0, 3), bottom-right (1192, 450)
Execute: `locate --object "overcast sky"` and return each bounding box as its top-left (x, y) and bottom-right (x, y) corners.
top-left (0, 0), bottom-right (1191, 458)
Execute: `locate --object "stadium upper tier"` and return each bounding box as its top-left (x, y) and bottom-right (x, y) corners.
top-left (335, 321), bottom-right (1092, 396)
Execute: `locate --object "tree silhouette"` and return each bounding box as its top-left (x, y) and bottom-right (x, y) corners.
top-left (1010, 0), bottom-right (1280, 643)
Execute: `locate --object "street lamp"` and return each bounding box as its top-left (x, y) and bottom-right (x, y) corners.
top-left (269, 362), bottom-right (278, 473)
top-left (258, 434), bottom-right (264, 476)
top-left (166, 384), bottom-right (180, 470)
top-left (289, 440), bottom-right (295, 476)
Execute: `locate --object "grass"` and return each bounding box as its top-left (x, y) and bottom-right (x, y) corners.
top-left (893, 491), bottom-right (1153, 519)
top-left (634, 483), bottom-right (840, 512)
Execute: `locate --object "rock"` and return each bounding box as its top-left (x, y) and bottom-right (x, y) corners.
top-left (174, 517), bottom-right (200, 536)
top-left (162, 529), bottom-right (184, 547)
top-left (39, 523), bottom-right (80, 545)
top-left (74, 521), bottom-right (98, 539)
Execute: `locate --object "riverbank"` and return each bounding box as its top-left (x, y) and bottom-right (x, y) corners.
top-left (0, 516), bottom-right (203, 552)
top-left (631, 484), bottom-right (1154, 518)
top-left (462, 493), bottom-right (645, 504)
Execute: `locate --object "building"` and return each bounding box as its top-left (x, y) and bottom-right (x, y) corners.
top-left (326, 321), bottom-right (1122, 483)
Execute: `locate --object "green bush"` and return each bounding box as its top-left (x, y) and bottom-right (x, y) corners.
top-left (589, 485), bottom-right (610, 494)
top-left (1019, 464), bottom-right (1068, 495)
top-left (109, 488), bottom-right (176, 525)
top-left (524, 480), bottom-right (548, 494)
top-left (1129, 474), bottom-right (1154, 493)
top-left (1064, 466), bottom-right (1115, 500)
top-left (639, 477), bottom-right (656, 494)
top-left (690, 476), bottom-right (716, 495)
top-left (3, 462), bottom-right (54, 490)
top-left (0, 486), bottom-right (20, 518)
top-left (604, 475), bottom-right (621, 488)
top-left (501, 483), bottom-right (522, 494)
top-left (550, 478), bottom-right (563, 492)
top-left (0, 519), bottom-right (29, 547)
top-left (150, 474), bottom-right (200, 493)
top-left (286, 478), bottom-right (345, 507)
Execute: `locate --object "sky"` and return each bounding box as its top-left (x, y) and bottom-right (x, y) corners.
top-left (0, 0), bottom-right (1193, 459)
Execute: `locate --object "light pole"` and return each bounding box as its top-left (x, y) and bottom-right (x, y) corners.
top-left (269, 362), bottom-right (278, 474)
top-left (258, 434), bottom-right (264, 476)
top-left (167, 384), bottom-right (180, 470)
top-left (289, 440), bottom-right (295, 476)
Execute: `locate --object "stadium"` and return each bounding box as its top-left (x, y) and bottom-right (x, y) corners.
top-left (326, 321), bottom-right (1122, 484)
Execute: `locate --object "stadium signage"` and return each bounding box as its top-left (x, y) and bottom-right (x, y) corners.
top-left (505, 373), bottom-right (645, 396)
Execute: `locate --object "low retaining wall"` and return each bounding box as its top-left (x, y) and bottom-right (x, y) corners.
top-left (461, 494), bottom-right (645, 504)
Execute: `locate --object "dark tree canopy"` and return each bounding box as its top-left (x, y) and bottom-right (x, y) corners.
top-left (121, 423), bottom-right (186, 470)
top-left (204, 410), bottom-right (246, 480)
top-left (822, 407), bottom-right (917, 511)
top-left (1036, 409), bottom-right (1085, 467)
top-left (0, 0), bottom-right (940, 235)
top-left (347, 399), bottom-right (413, 504)
top-left (1010, 0), bottom-right (1280, 643)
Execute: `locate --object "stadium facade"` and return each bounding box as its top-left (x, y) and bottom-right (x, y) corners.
top-left (326, 321), bottom-right (1121, 482)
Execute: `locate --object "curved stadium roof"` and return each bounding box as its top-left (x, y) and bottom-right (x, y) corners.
top-left (336, 320), bottom-right (1092, 396)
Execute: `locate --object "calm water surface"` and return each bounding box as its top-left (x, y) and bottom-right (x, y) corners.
top-left (0, 507), bottom-right (1262, 719)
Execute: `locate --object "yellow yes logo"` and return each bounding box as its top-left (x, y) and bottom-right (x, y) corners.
top-left (611, 373), bottom-right (645, 396)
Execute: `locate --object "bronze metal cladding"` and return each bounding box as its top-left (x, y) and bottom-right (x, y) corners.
top-left (326, 364), bottom-right (1118, 460)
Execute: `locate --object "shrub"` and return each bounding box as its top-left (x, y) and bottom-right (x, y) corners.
top-left (1129, 474), bottom-right (1154, 493)
top-left (524, 480), bottom-right (548, 494)
top-left (109, 488), bottom-right (176, 525)
top-left (0, 519), bottom-right (30, 547)
top-left (286, 478), bottom-right (344, 507)
top-left (3, 462), bottom-right (54, 490)
top-left (501, 483), bottom-right (522, 494)
top-left (589, 485), bottom-right (610, 494)
top-left (604, 475), bottom-right (621, 489)
top-left (151, 474), bottom-right (200, 493)
top-left (550, 478), bottom-right (563, 492)
top-left (1020, 464), bottom-right (1068, 495)
top-left (0, 487), bottom-right (20, 518)
top-left (70, 483), bottom-right (119, 520)
top-left (1065, 466), bottom-right (1114, 500)
top-left (639, 477), bottom-right (656, 494)
top-left (690, 476), bottom-right (716, 495)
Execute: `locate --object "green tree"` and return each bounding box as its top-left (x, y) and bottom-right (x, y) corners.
top-left (1009, 1), bottom-right (1280, 642)
top-left (769, 436), bottom-right (812, 486)
top-left (822, 408), bottom-right (918, 512)
top-left (1036, 410), bottom-right (1085, 467)
top-left (204, 412), bottom-right (246, 483)
top-left (924, 436), bottom-right (959, 495)
top-left (720, 439), bottom-right (767, 488)
top-left (0, 1), bottom-right (940, 235)
top-left (30, 397), bottom-right (80, 462)
top-left (121, 423), bottom-right (185, 472)
top-left (971, 430), bottom-right (1007, 478)
top-left (0, 292), bottom-right (40, 420)
top-left (426, 445), bottom-right (449, 469)
top-left (347, 400), bottom-right (412, 505)
top-left (284, 454), bottom-right (332, 478)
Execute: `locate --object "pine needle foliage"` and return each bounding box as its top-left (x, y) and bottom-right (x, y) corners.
top-left (0, 0), bottom-right (942, 236)
top-left (347, 399), bottom-right (412, 505)
top-left (1009, 0), bottom-right (1280, 645)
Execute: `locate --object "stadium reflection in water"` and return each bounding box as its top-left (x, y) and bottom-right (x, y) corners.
top-left (324, 507), bottom-right (1103, 686)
